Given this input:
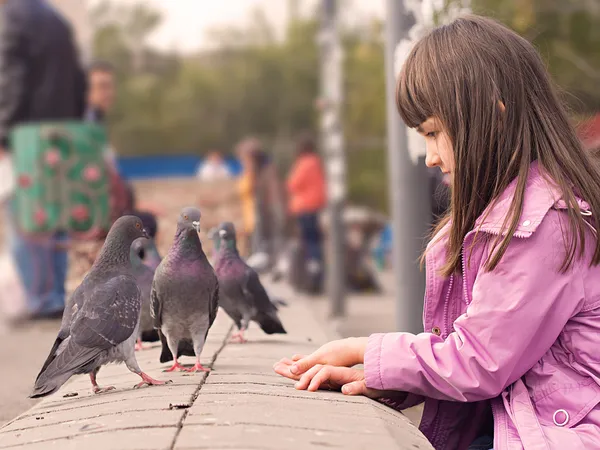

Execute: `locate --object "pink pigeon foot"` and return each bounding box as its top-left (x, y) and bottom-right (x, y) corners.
top-left (163, 361), bottom-right (189, 372)
top-left (184, 362), bottom-right (210, 373)
top-left (229, 330), bottom-right (247, 343)
top-left (90, 373), bottom-right (115, 394)
top-left (134, 372), bottom-right (171, 389)
top-left (93, 385), bottom-right (116, 394)
top-left (135, 338), bottom-right (144, 351)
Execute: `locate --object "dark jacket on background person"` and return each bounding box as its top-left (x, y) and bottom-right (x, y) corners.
top-left (0, 0), bottom-right (87, 148)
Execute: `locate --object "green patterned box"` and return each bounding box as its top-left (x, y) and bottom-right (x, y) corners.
top-left (10, 122), bottom-right (110, 234)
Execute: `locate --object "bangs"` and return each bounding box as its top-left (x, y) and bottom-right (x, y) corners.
top-left (395, 35), bottom-right (439, 129)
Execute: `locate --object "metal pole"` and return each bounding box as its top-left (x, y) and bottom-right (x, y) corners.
top-left (385, 0), bottom-right (429, 333)
top-left (319, 0), bottom-right (346, 318)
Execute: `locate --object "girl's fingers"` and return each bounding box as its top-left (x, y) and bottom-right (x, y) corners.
top-left (341, 380), bottom-right (367, 396)
top-left (275, 357), bottom-right (295, 366)
top-left (273, 362), bottom-right (301, 380)
top-left (290, 355), bottom-right (319, 375)
top-left (342, 380), bottom-right (380, 399)
top-left (291, 354), bottom-right (305, 361)
top-left (294, 364), bottom-right (323, 390)
top-left (307, 366), bottom-right (333, 392)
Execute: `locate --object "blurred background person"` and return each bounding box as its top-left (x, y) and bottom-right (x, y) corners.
top-left (85, 61), bottom-right (116, 128)
top-left (85, 59), bottom-right (163, 223)
top-left (236, 137), bottom-right (285, 271)
top-left (196, 150), bottom-right (232, 182)
top-left (0, 0), bottom-right (87, 320)
top-left (84, 60), bottom-right (133, 224)
top-left (286, 133), bottom-right (326, 294)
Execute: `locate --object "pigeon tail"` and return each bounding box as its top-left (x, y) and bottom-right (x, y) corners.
top-left (256, 311), bottom-right (287, 335)
top-left (35, 336), bottom-right (65, 383)
top-left (31, 339), bottom-right (103, 399)
top-left (141, 329), bottom-right (160, 343)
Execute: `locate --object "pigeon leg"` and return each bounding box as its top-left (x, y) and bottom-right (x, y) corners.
top-left (230, 316), bottom-right (250, 343)
top-left (135, 338), bottom-right (144, 351)
top-left (185, 329), bottom-right (210, 372)
top-left (229, 328), bottom-right (247, 343)
top-left (134, 372), bottom-right (170, 389)
top-left (124, 354), bottom-right (171, 388)
top-left (163, 335), bottom-right (188, 372)
top-left (184, 360), bottom-right (210, 373)
top-left (164, 361), bottom-right (188, 372)
top-left (90, 368), bottom-right (115, 394)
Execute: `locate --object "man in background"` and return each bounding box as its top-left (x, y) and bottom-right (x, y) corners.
top-left (197, 150), bottom-right (232, 182)
top-left (85, 61), bottom-right (116, 126)
top-left (0, 0), bottom-right (87, 319)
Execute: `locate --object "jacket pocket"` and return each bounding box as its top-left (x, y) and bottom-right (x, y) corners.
top-left (531, 375), bottom-right (600, 429)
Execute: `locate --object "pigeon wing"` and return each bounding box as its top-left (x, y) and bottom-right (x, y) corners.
top-left (70, 275), bottom-right (141, 350)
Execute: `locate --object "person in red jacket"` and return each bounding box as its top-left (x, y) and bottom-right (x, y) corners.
top-left (286, 134), bottom-right (327, 293)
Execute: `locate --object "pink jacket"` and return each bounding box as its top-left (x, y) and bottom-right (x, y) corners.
top-left (365, 163), bottom-right (600, 449)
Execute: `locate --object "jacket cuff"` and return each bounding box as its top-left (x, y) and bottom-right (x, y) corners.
top-left (364, 333), bottom-right (385, 390)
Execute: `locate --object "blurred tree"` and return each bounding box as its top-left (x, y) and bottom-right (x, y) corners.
top-left (446, 0), bottom-right (600, 113)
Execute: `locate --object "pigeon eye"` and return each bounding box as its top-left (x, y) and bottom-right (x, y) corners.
top-left (184, 215), bottom-right (188, 220)
top-left (135, 223), bottom-right (141, 229)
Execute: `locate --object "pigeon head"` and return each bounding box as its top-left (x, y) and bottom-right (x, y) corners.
top-left (112, 215), bottom-right (149, 242)
top-left (178, 207), bottom-right (202, 233)
top-left (217, 222), bottom-right (237, 249)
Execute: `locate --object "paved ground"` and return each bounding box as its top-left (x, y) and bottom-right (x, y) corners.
top-left (0, 272), bottom-right (402, 427)
top-left (0, 281), bottom-right (432, 450)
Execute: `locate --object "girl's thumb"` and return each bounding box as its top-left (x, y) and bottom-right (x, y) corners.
top-left (342, 381), bottom-right (365, 396)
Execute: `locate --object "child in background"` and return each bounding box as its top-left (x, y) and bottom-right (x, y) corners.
top-left (274, 15), bottom-right (600, 449)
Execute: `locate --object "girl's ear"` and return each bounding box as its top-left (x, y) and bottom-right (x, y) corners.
top-left (498, 101), bottom-right (506, 113)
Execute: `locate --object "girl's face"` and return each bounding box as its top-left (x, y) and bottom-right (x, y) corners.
top-left (417, 117), bottom-right (454, 176)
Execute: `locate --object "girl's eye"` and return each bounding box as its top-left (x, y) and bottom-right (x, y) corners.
top-left (425, 131), bottom-right (438, 139)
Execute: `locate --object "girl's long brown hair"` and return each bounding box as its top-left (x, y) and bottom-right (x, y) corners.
top-left (396, 15), bottom-right (600, 276)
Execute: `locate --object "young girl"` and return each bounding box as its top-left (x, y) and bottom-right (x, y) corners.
top-left (274, 15), bottom-right (600, 450)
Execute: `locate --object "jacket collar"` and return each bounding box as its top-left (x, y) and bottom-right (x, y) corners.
top-left (474, 161), bottom-right (588, 238)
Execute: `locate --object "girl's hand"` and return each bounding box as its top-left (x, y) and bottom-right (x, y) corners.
top-left (285, 365), bottom-right (382, 399)
top-left (273, 337), bottom-right (368, 379)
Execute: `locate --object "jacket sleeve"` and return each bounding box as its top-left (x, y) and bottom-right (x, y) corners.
top-left (0, 4), bottom-right (29, 148)
top-left (364, 215), bottom-right (585, 402)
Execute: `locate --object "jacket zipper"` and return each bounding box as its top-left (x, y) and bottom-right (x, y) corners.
top-left (443, 275), bottom-right (454, 338)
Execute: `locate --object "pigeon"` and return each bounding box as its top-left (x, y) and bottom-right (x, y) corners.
top-left (211, 227), bottom-right (287, 309)
top-left (151, 207), bottom-right (219, 372)
top-left (212, 222), bottom-right (286, 343)
top-left (31, 216), bottom-right (169, 398)
top-left (130, 238), bottom-right (161, 349)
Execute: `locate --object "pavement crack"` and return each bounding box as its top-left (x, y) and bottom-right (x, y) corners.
top-left (168, 324), bottom-right (233, 450)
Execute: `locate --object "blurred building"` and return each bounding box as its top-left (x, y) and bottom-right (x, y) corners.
top-left (48, 0), bottom-right (92, 63)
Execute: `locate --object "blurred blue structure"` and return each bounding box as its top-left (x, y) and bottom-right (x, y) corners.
top-left (116, 155), bottom-right (242, 179)
top-left (373, 223), bottom-right (392, 270)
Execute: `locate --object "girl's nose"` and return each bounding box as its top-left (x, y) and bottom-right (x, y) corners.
top-left (425, 151), bottom-right (441, 168)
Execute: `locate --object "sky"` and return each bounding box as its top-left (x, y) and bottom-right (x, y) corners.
top-left (114, 0), bottom-right (386, 53)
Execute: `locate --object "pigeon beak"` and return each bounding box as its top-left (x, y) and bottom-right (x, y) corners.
top-left (142, 228), bottom-right (150, 239)
top-left (192, 221), bottom-right (200, 233)
top-left (219, 229), bottom-right (227, 238)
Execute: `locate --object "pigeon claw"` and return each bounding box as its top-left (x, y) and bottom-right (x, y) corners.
top-left (135, 339), bottom-right (145, 352)
top-left (93, 386), bottom-right (116, 394)
top-left (229, 330), bottom-right (247, 344)
top-left (134, 372), bottom-right (170, 389)
top-left (163, 362), bottom-right (189, 373)
top-left (184, 363), bottom-right (210, 373)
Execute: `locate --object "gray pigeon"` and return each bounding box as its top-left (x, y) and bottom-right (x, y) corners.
top-left (213, 222), bottom-right (286, 343)
top-left (130, 238), bottom-right (161, 349)
top-left (31, 216), bottom-right (169, 398)
top-left (151, 207), bottom-right (219, 372)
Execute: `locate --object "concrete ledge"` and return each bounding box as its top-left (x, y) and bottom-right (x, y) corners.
top-left (0, 283), bottom-right (433, 450)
